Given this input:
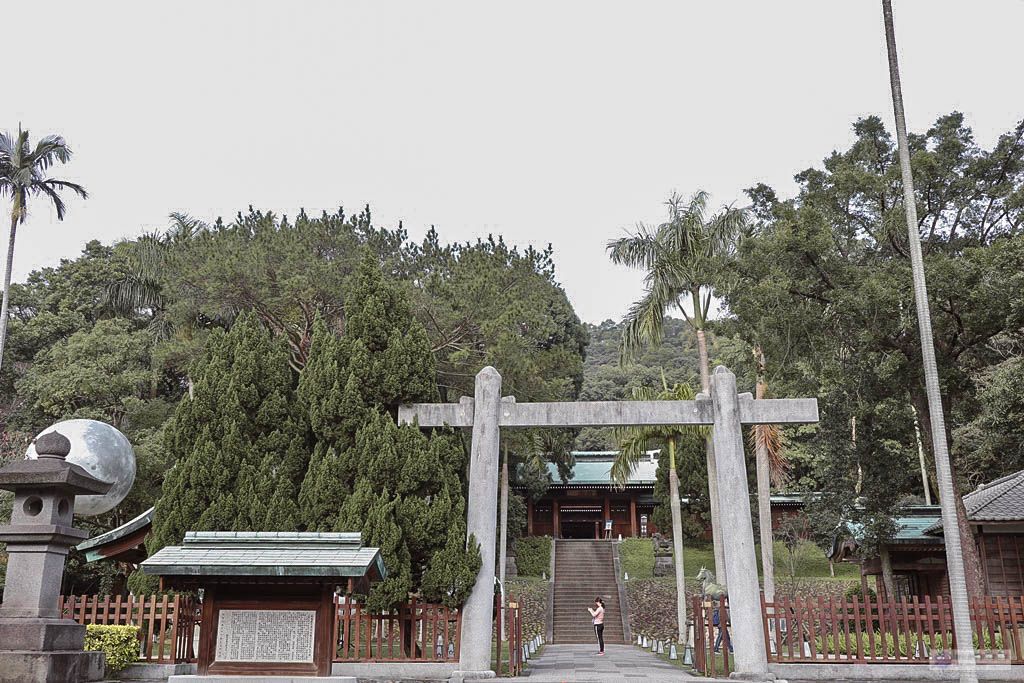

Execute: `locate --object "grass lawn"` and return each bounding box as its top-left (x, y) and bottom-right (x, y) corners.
top-left (619, 537), bottom-right (859, 582)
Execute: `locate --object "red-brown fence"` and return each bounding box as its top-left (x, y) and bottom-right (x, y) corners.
top-left (59, 593), bottom-right (469, 666)
top-left (333, 596), bottom-right (460, 662)
top-left (762, 595), bottom-right (1024, 665)
top-left (58, 594), bottom-right (199, 663)
top-left (495, 594), bottom-right (524, 676)
top-left (693, 596), bottom-right (733, 677)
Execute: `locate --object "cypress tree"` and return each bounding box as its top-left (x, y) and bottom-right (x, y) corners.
top-left (298, 255), bottom-right (479, 607)
top-left (149, 312), bottom-right (305, 553)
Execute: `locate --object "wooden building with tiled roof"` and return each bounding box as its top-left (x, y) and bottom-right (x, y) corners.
top-left (517, 450), bottom-right (812, 540)
top-left (828, 468), bottom-right (1024, 599)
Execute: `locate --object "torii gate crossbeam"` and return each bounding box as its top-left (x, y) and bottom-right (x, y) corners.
top-left (400, 365), bottom-right (818, 681)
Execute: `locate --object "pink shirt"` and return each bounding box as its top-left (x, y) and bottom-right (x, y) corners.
top-left (591, 605), bottom-right (604, 625)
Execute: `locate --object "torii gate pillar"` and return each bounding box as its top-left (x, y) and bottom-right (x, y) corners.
top-left (709, 365), bottom-right (768, 676)
top-left (460, 366), bottom-right (502, 676)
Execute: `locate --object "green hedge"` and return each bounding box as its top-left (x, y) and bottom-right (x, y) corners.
top-left (85, 624), bottom-right (139, 675)
top-left (812, 630), bottom-right (1004, 658)
top-left (515, 536), bottom-right (551, 577)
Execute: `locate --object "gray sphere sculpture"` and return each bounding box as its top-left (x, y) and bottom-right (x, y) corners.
top-left (26, 419), bottom-right (136, 516)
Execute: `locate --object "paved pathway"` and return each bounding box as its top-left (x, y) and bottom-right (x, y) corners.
top-left (509, 643), bottom-right (695, 682)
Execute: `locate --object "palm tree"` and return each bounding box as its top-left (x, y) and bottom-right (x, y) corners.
top-left (104, 213), bottom-right (211, 397)
top-left (105, 212), bottom-right (209, 339)
top-left (610, 377), bottom-right (707, 645)
top-left (608, 190), bottom-right (749, 580)
top-left (882, 2), bottom-right (976, 680)
top-left (0, 128), bottom-right (87, 373)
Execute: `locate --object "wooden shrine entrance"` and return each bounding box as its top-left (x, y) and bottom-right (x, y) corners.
top-left (558, 503), bottom-right (603, 538)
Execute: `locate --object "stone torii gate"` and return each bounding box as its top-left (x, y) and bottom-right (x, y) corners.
top-left (400, 365), bottom-right (818, 680)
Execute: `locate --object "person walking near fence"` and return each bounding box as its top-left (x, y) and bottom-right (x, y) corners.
top-left (713, 606), bottom-right (732, 654)
top-left (588, 597), bottom-right (605, 655)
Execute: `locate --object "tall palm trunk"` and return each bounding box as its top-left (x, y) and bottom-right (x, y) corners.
top-left (754, 348), bottom-right (775, 602)
top-left (0, 210), bottom-right (20, 375)
top-left (880, 547), bottom-right (896, 600)
top-left (498, 444), bottom-right (509, 641)
top-left (883, 2), bottom-right (977, 680)
top-left (910, 388), bottom-right (985, 594)
top-left (695, 325), bottom-right (726, 583)
top-left (668, 439), bottom-right (687, 644)
top-left (910, 403), bottom-right (933, 505)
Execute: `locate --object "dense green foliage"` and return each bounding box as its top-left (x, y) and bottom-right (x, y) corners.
top-left (513, 535), bottom-right (551, 577)
top-left (576, 318), bottom-right (703, 451)
top-left (150, 312), bottom-right (306, 546)
top-left (723, 112), bottom-right (1024, 560)
top-left (84, 624), bottom-right (139, 675)
top-left (296, 257), bottom-right (479, 608)
top-left (144, 259), bottom-right (481, 608)
top-left (0, 208), bottom-right (583, 600)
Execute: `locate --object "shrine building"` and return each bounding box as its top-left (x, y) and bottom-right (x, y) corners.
top-left (518, 451), bottom-right (809, 540)
top-left (827, 467), bottom-right (1024, 599)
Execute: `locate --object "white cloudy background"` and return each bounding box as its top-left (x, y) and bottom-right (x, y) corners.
top-left (7, 0), bottom-right (1024, 323)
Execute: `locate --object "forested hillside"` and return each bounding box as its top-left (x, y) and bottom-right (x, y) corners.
top-left (576, 318), bottom-right (702, 450)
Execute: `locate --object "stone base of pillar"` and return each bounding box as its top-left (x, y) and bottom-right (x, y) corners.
top-left (0, 649), bottom-right (105, 682)
top-left (0, 617), bottom-right (86, 651)
top-left (0, 617), bottom-right (104, 682)
top-left (449, 670), bottom-right (497, 682)
top-left (728, 672), bottom-right (783, 682)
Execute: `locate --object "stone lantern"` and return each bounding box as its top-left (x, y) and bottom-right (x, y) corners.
top-left (0, 431), bottom-right (111, 682)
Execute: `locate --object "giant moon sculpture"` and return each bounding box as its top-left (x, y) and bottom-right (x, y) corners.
top-left (25, 419), bottom-right (136, 516)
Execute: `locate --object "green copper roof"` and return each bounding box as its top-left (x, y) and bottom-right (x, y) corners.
top-left (891, 515), bottom-right (943, 542)
top-left (827, 511), bottom-right (944, 559)
top-left (77, 506), bottom-right (153, 558)
top-left (540, 451), bottom-right (659, 486)
top-left (141, 531), bottom-right (385, 580)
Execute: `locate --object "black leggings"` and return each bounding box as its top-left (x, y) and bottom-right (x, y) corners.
top-left (594, 623), bottom-right (605, 651)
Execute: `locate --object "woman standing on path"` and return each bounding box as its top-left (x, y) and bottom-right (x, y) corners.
top-left (588, 597), bottom-right (605, 655)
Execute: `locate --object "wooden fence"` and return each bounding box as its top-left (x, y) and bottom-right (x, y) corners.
top-left (693, 596), bottom-right (733, 677)
top-left (495, 594), bottom-right (524, 677)
top-left (58, 594), bottom-right (199, 663)
top-left (762, 595), bottom-right (1024, 665)
top-left (59, 593), bottom-right (472, 666)
top-left (333, 596), bottom-right (461, 662)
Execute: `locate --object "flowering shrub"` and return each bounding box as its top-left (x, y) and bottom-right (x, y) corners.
top-left (84, 624), bottom-right (139, 675)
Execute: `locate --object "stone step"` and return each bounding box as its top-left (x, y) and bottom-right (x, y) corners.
top-left (555, 566), bottom-right (613, 571)
top-left (553, 635), bottom-right (625, 641)
top-left (550, 540), bottom-right (626, 647)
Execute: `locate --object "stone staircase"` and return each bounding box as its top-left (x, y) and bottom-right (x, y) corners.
top-left (551, 539), bottom-right (626, 644)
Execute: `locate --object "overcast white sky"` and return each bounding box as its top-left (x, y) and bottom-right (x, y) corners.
top-left (7, 1), bottom-right (1024, 324)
